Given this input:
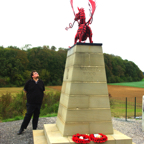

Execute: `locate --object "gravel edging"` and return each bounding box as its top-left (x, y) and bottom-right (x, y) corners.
top-left (0, 117), bottom-right (57, 144)
top-left (0, 117), bottom-right (144, 144)
top-left (112, 118), bottom-right (144, 144)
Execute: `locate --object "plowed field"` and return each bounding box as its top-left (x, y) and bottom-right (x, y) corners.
top-left (48, 85), bottom-right (144, 104)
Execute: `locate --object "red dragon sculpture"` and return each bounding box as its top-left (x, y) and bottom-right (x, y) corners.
top-left (65, 0), bottom-right (96, 45)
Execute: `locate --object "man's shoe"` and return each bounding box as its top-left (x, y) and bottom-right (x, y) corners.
top-left (17, 129), bottom-right (24, 135)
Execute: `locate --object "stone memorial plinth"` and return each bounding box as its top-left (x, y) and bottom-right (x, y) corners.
top-left (33, 43), bottom-right (134, 144)
top-left (56, 43), bottom-right (113, 136)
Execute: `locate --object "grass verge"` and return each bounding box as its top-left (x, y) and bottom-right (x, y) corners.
top-left (2, 113), bottom-right (57, 122)
top-left (110, 98), bottom-right (142, 118)
top-left (108, 79), bottom-right (144, 88)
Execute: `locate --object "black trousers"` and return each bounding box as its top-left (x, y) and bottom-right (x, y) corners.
top-left (20, 103), bottom-right (41, 130)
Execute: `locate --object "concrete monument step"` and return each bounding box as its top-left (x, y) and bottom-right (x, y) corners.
top-left (33, 130), bottom-right (47, 144)
top-left (33, 124), bottom-right (135, 144)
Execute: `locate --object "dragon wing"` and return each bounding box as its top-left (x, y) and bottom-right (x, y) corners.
top-left (87, 0), bottom-right (96, 25)
top-left (70, 0), bottom-right (75, 16)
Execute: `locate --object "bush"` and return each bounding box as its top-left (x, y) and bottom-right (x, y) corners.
top-left (0, 91), bottom-right (26, 120)
top-left (5, 77), bottom-right (10, 84)
top-left (121, 76), bottom-right (127, 82)
top-left (0, 78), bottom-right (6, 87)
top-left (56, 79), bottom-right (62, 86)
top-left (115, 76), bottom-right (121, 83)
top-left (0, 90), bottom-right (60, 120)
top-left (0, 92), bottom-right (12, 119)
top-left (41, 91), bottom-right (60, 110)
top-left (109, 75), bottom-right (116, 83)
top-left (127, 76), bottom-right (133, 82)
top-left (52, 80), bottom-right (57, 86)
top-left (47, 82), bottom-right (52, 86)
top-left (10, 91), bottom-right (27, 115)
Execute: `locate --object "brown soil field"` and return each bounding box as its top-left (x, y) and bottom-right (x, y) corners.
top-left (108, 85), bottom-right (144, 103)
top-left (48, 85), bottom-right (144, 104)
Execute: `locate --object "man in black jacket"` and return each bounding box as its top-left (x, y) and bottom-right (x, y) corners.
top-left (17, 70), bottom-right (45, 135)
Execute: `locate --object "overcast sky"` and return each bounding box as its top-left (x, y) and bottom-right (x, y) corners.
top-left (0, 0), bottom-right (144, 71)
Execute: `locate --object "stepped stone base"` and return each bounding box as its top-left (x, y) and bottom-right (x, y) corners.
top-left (33, 43), bottom-right (134, 144)
top-left (33, 130), bottom-right (47, 144)
top-left (33, 124), bottom-right (135, 144)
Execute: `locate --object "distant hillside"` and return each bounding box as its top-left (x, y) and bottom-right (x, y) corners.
top-left (104, 53), bottom-right (143, 83)
top-left (0, 46), bottom-right (143, 86)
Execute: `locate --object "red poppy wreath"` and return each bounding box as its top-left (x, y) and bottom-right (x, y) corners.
top-left (90, 133), bottom-right (108, 143)
top-left (72, 133), bottom-right (91, 143)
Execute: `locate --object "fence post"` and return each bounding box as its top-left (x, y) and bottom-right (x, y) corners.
top-left (134, 97), bottom-right (136, 118)
top-left (125, 97), bottom-right (127, 121)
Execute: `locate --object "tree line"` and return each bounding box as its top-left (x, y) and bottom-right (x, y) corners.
top-left (0, 45), bottom-right (143, 87)
top-left (104, 53), bottom-right (143, 83)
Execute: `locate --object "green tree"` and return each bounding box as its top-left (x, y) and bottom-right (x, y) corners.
top-left (43, 45), bottom-right (49, 49)
top-left (51, 46), bottom-right (56, 51)
top-left (39, 69), bottom-right (50, 85)
top-left (21, 44), bottom-right (32, 51)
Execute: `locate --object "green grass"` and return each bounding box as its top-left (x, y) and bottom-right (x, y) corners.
top-left (108, 78), bottom-right (144, 88)
top-left (2, 116), bottom-right (24, 122)
top-left (39, 113), bottom-right (57, 118)
top-left (2, 113), bottom-right (57, 122)
top-left (110, 98), bottom-right (142, 118)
